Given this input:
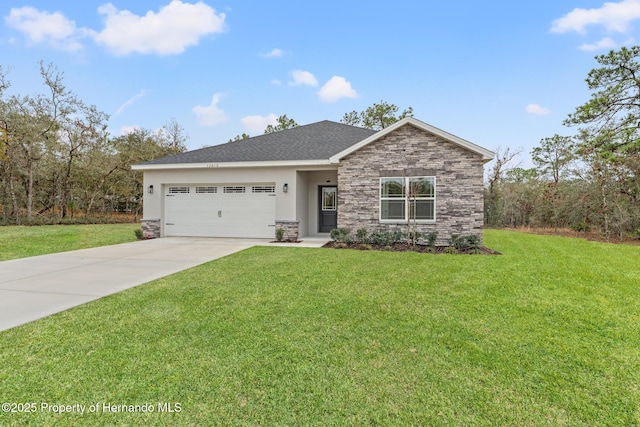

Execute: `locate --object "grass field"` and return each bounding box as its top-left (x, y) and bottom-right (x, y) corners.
top-left (0, 229), bottom-right (639, 425)
top-left (0, 224), bottom-right (139, 261)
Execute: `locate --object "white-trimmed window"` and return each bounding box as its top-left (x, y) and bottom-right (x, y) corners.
top-left (380, 177), bottom-right (435, 222)
top-left (252, 185), bottom-right (275, 193)
top-left (168, 186), bottom-right (190, 194)
top-left (196, 186), bottom-right (217, 194)
top-left (223, 186), bottom-right (246, 193)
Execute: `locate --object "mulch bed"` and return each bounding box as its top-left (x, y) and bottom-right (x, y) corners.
top-left (323, 241), bottom-right (501, 255)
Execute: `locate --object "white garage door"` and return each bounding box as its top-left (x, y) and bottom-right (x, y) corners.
top-left (164, 184), bottom-right (276, 238)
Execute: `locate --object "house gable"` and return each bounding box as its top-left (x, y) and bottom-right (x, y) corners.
top-left (337, 122), bottom-right (485, 244)
top-left (331, 117), bottom-right (494, 164)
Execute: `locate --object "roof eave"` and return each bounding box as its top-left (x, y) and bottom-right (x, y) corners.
top-left (131, 159), bottom-right (333, 171)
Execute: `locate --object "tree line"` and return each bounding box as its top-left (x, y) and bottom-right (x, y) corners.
top-left (485, 46), bottom-right (640, 240)
top-left (15, 51), bottom-right (639, 240)
top-left (0, 62), bottom-right (186, 224)
top-left (0, 60), bottom-right (415, 226)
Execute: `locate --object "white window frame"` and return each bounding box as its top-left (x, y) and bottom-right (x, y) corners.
top-left (379, 176), bottom-right (436, 223)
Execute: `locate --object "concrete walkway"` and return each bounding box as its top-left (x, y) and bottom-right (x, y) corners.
top-left (0, 237), bottom-right (328, 332)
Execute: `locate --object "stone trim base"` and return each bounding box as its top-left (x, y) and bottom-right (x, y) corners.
top-left (141, 218), bottom-right (161, 239)
top-left (275, 220), bottom-right (299, 241)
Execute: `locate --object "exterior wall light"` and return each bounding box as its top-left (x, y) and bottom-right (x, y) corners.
top-left (283, 183), bottom-right (288, 193)
top-left (148, 185), bottom-right (154, 194)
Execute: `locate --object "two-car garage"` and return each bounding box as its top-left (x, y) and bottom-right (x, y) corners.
top-left (163, 183), bottom-right (276, 238)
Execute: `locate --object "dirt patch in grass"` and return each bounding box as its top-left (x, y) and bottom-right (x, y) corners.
top-left (323, 241), bottom-right (501, 255)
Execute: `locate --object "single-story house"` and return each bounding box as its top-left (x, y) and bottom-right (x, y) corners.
top-left (132, 117), bottom-right (494, 244)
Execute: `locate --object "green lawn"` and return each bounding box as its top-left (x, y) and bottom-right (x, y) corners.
top-left (0, 224), bottom-right (139, 261)
top-left (0, 230), bottom-right (639, 425)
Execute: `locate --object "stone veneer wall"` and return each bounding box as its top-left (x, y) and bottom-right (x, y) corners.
top-left (337, 124), bottom-right (485, 245)
top-left (275, 220), bottom-right (299, 241)
top-left (141, 218), bottom-right (161, 239)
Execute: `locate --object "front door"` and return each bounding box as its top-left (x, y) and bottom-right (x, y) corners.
top-left (318, 186), bottom-right (337, 233)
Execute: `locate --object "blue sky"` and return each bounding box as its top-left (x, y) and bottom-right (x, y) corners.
top-left (2, 0), bottom-right (639, 166)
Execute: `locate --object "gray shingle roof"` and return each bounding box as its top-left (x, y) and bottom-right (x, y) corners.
top-left (139, 120), bottom-right (377, 165)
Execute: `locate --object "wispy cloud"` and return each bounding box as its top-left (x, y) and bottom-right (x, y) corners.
top-left (192, 93), bottom-right (229, 126)
top-left (526, 103), bottom-right (551, 116)
top-left (260, 48), bottom-right (284, 58)
top-left (241, 113), bottom-right (277, 134)
top-left (318, 76), bottom-right (358, 102)
top-left (115, 90), bottom-right (147, 116)
top-left (580, 36), bottom-right (617, 51)
top-left (289, 70), bottom-right (318, 87)
top-left (551, 0), bottom-right (640, 34)
top-left (551, 0), bottom-right (640, 50)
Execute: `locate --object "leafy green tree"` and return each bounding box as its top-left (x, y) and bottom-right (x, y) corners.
top-left (264, 115), bottom-right (297, 134)
top-left (341, 100), bottom-right (413, 130)
top-left (565, 46), bottom-right (640, 158)
top-left (532, 135), bottom-right (574, 184)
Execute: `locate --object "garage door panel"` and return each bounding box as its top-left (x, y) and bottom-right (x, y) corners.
top-left (164, 185), bottom-right (275, 238)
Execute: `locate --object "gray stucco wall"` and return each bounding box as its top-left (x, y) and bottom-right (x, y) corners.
top-left (337, 123), bottom-right (485, 245)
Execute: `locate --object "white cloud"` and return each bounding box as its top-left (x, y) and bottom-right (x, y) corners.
top-left (261, 48), bottom-right (284, 58)
top-left (289, 70), bottom-right (318, 87)
top-left (5, 6), bottom-right (83, 51)
top-left (526, 103), bottom-right (551, 116)
top-left (271, 79), bottom-right (282, 85)
top-left (193, 93), bottom-right (229, 126)
top-left (115, 90), bottom-right (147, 116)
top-left (241, 113), bottom-right (277, 134)
top-left (317, 76), bottom-right (358, 102)
top-left (551, 0), bottom-right (640, 34)
top-left (580, 36), bottom-right (617, 51)
top-left (4, 1), bottom-right (225, 56)
top-left (119, 125), bottom-right (140, 135)
top-left (91, 1), bottom-right (226, 56)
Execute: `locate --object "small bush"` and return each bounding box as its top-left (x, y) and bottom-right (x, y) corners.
top-left (275, 228), bottom-right (285, 242)
top-left (449, 234), bottom-right (480, 251)
top-left (444, 246), bottom-right (458, 254)
top-left (425, 232), bottom-right (438, 248)
top-left (356, 228), bottom-right (369, 244)
top-left (330, 228), bottom-right (352, 243)
top-left (134, 229), bottom-right (144, 240)
top-left (370, 230), bottom-right (404, 246)
top-left (358, 244), bottom-right (372, 251)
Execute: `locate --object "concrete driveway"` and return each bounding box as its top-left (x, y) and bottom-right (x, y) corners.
top-left (0, 237), bottom-right (327, 332)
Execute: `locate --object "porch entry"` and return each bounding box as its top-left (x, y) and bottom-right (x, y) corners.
top-left (318, 186), bottom-right (337, 233)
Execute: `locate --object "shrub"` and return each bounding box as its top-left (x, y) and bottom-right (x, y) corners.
top-left (449, 234), bottom-right (480, 251)
top-left (356, 228), bottom-right (369, 244)
top-left (358, 244), bottom-right (372, 251)
top-left (275, 228), bottom-right (285, 242)
top-left (134, 229), bottom-right (144, 240)
top-left (425, 232), bottom-right (438, 248)
top-left (330, 228), bottom-right (351, 243)
top-left (370, 230), bottom-right (405, 246)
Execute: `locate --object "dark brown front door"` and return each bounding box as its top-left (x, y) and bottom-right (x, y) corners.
top-left (318, 186), bottom-right (337, 233)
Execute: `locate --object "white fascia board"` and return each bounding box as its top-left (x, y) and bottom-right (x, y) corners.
top-left (131, 159), bottom-right (332, 171)
top-left (329, 117), bottom-right (495, 164)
